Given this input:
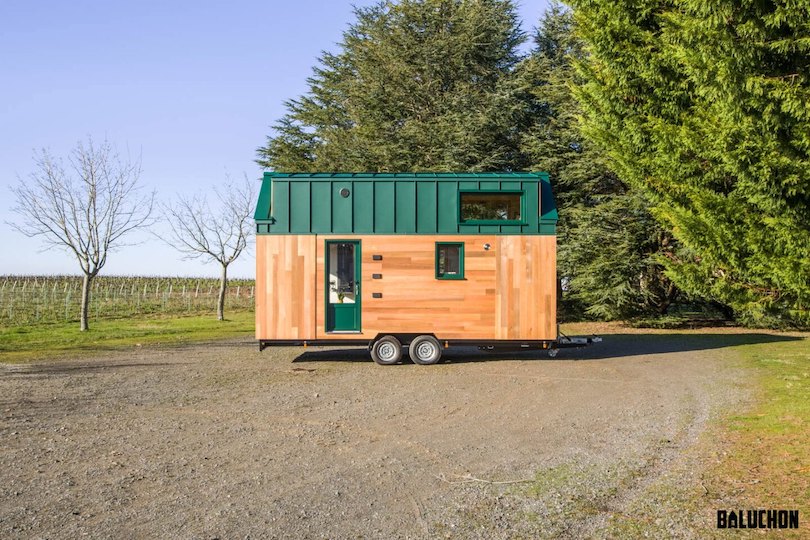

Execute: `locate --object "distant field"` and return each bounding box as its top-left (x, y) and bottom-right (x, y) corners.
top-left (0, 275), bottom-right (255, 325)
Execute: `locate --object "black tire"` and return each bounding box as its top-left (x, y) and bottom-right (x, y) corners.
top-left (370, 336), bottom-right (403, 365)
top-left (408, 335), bottom-right (442, 365)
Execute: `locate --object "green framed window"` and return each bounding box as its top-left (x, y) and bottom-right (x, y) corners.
top-left (459, 191), bottom-right (524, 224)
top-left (436, 242), bottom-right (464, 280)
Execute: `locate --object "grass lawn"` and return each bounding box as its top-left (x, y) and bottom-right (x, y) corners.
top-left (0, 311), bottom-right (254, 363)
top-left (706, 335), bottom-right (810, 527)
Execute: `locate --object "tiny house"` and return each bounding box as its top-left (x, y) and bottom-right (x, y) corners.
top-left (254, 172), bottom-right (559, 364)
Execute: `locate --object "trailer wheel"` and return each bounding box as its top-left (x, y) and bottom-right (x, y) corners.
top-left (370, 336), bottom-right (402, 365)
top-left (409, 335), bottom-right (442, 365)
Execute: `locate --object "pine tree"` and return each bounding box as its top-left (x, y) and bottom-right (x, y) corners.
top-left (257, 0), bottom-right (527, 172)
top-left (571, 0), bottom-right (810, 325)
top-left (520, 5), bottom-right (678, 319)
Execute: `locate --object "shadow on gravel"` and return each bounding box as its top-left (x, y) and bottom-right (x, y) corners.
top-left (1, 362), bottom-right (185, 376)
top-left (290, 333), bottom-right (803, 363)
top-left (293, 348), bottom-right (372, 363)
top-left (560, 333), bottom-right (802, 361)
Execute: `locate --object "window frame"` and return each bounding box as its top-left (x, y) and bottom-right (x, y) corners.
top-left (458, 190), bottom-right (526, 225)
top-left (435, 242), bottom-right (465, 280)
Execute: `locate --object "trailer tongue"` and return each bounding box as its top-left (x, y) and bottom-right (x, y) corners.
top-left (475, 329), bottom-right (601, 358)
top-left (548, 332), bottom-right (602, 357)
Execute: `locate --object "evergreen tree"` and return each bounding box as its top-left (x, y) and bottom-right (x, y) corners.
top-left (520, 5), bottom-right (678, 319)
top-left (257, 0), bottom-right (526, 172)
top-left (571, 0), bottom-right (810, 325)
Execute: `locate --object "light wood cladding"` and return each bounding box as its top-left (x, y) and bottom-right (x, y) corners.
top-left (257, 234), bottom-right (556, 341)
top-left (255, 235), bottom-right (317, 339)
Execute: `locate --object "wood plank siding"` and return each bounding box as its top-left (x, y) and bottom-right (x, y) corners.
top-left (256, 235), bottom-right (557, 341)
top-left (255, 235), bottom-right (317, 340)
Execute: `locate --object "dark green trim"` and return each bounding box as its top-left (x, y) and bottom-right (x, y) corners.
top-left (435, 242), bottom-right (465, 280)
top-left (253, 176), bottom-right (272, 220)
top-left (458, 219), bottom-right (527, 225)
top-left (457, 188), bottom-right (523, 192)
top-left (539, 221), bottom-right (557, 235)
top-left (324, 240), bottom-right (362, 332)
top-left (539, 175), bottom-right (558, 222)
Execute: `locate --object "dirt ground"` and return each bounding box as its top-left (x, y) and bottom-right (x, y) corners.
top-left (0, 328), bottom-right (789, 539)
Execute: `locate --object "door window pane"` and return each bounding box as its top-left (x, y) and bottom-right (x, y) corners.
top-left (329, 243), bottom-right (356, 304)
top-left (336, 244), bottom-right (354, 292)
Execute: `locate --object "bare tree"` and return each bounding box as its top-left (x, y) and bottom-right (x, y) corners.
top-left (162, 176), bottom-right (256, 320)
top-left (9, 138), bottom-right (155, 331)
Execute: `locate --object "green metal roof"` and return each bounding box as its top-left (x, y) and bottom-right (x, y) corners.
top-left (255, 172), bottom-right (557, 235)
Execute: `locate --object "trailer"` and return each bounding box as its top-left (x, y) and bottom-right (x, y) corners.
top-left (254, 172), bottom-right (597, 364)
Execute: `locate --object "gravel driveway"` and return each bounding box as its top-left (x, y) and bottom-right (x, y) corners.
top-left (0, 330), bottom-right (761, 539)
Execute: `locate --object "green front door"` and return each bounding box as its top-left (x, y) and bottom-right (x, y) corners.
top-left (326, 240), bottom-right (361, 332)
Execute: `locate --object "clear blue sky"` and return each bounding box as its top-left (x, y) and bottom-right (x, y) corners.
top-left (1, 0), bottom-right (550, 278)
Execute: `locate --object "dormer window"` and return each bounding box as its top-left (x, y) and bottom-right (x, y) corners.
top-left (459, 191), bottom-right (523, 223)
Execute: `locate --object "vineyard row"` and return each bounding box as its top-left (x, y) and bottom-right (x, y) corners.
top-left (0, 276), bottom-right (256, 325)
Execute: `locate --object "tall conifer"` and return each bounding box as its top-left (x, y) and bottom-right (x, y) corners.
top-left (257, 0), bottom-right (526, 172)
top-left (572, 0), bottom-right (810, 325)
top-left (520, 5), bottom-right (678, 319)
